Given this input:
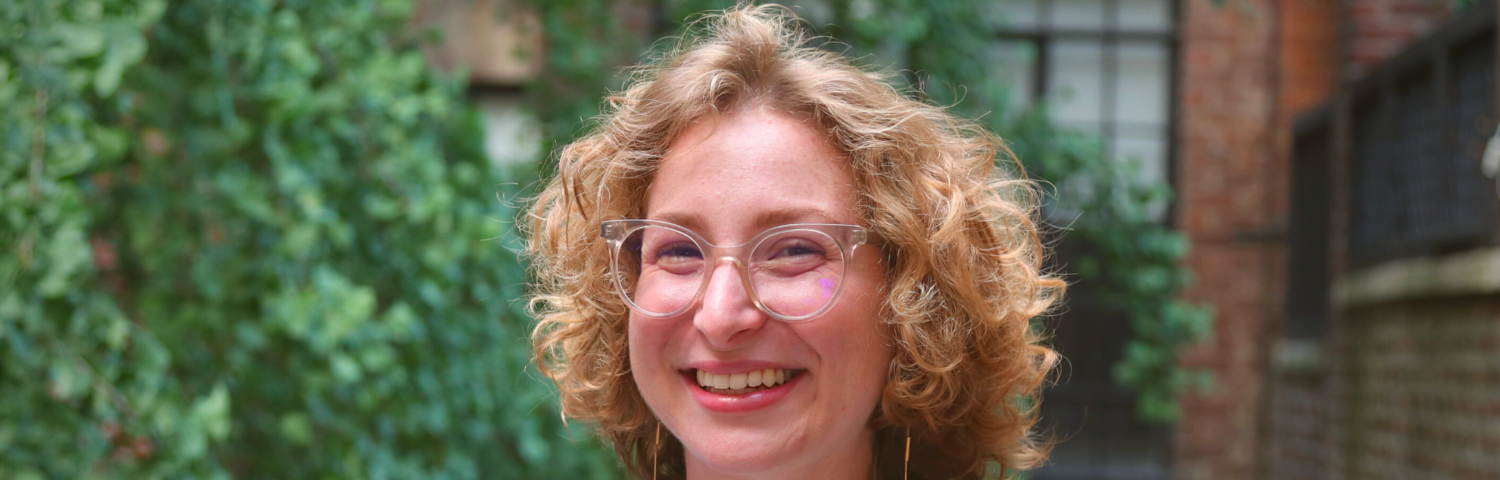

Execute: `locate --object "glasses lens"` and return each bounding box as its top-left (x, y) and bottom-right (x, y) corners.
top-left (615, 225), bottom-right (704, 315)
top-left (750, 229), bottom-right (846, 319)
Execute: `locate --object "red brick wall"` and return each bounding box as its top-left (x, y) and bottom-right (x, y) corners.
top-left (1175, 0), bottom-right (1281, 478)
top-left (1282, 0), bottom-right (1341, 115)
top-left (1269, 375), bottom-right (1333, 480)
top-left (1347, 0), bottom-right (1452, 72)
top-left (1344, 297), bottom-right (1500, 479)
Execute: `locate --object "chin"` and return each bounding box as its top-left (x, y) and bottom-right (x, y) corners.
top-left (680, 428), bottom-right (817, 477)
top-left (691, 444), bottom-right (788, 475)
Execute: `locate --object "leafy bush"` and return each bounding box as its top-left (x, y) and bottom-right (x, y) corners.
top-left (2, 0), bottom-right (616, 477)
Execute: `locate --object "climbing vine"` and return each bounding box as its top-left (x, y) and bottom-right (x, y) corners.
top-left (2, 0), bottom-right (616, 477)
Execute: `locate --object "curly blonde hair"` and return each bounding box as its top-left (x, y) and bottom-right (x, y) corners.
top-left (526, 4), bottom-right (1063, 479)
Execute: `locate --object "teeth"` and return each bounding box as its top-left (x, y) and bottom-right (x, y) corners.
top-left (698, 369), bottom-right (793, 391)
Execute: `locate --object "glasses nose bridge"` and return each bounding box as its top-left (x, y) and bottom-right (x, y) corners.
top-left (700, 239), bottom-right (761, 300)
top-left (699, 234), bottom-right (757, 268)
top-left (704, 245), bottom-right (754, 279)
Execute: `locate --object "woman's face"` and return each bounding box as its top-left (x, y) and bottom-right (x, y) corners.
top-left (630, 106), bottom-right (892, 479)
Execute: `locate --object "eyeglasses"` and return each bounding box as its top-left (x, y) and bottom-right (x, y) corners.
top-left (600, 219), bottom-right (873, 321)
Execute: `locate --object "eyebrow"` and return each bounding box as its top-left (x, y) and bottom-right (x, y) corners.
top-left (649, 206), bottom-right (847, 238)
top-left (748, 207), bottom-right (844, 228)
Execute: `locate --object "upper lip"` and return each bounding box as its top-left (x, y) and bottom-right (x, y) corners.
top-left (685, 360), bottom-right (802, 375)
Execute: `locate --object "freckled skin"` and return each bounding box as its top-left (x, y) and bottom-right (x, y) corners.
top-left (630, 106), bottom-right (893, 480)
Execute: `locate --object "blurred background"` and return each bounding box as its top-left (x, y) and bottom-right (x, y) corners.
top-left (2, 0), bottom-right (1496, 479)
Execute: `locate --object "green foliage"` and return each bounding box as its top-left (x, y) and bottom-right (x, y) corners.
top-left (520, 0), bottom-right (1213, 423)
top-left (1010, 116), bottom-right (1216, 422)
top-left (2, 0), bottom-right (616, 478)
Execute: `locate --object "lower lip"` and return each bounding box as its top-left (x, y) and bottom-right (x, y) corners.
top-left (684, 371), bottom-right (804, 413)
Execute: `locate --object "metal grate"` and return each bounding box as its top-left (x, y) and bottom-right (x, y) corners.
top-left (1346, 24), bottom-right (1498, 270)
top-left (1349, 94), bottom-right (1394, 267)
top-left (1450, 35), bottom-right (1499, 233)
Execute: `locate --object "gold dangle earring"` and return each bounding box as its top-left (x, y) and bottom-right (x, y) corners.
top-left (903, 427), bottom-right (911, 480)
top-left (653, 422), bottom-right (662, 480)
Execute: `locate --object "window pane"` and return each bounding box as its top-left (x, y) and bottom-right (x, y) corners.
top-left (1112, 128), bottom-right (1170, 219)
top-left (1050, 0), bottom-right (1106, 30)
top-left (988, 0), bottom-right (1040, 30)
top-left (1113, 41), bottom-right (1170, 125)
top-left (477, 92), bottom-right (541, 166)
top-left (987, 40), bottom-right (1038, 112)
top-left (1119, 0), bottom-right (1172, 31)
top-left (1047, 40), bottom-right (1105, 131)
top-left (1112, 129), bottom-right (1168, 186)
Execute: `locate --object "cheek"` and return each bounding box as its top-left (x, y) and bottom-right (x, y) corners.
top-left (628, 315), bottom-right (673, 387)
top-left (850, 286), bottom-right (895, 392)
top-left (811, 283), bottom-right (893, 395)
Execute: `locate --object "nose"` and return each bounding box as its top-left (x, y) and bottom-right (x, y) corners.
top-left (693, 258), bottom-right (768, 349)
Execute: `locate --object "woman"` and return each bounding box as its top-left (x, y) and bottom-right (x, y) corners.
top-left (527, 4), bottom-right (1062, 479)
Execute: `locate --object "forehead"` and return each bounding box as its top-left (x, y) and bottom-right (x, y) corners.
top-left (645, 107), bottom-right (860, 238)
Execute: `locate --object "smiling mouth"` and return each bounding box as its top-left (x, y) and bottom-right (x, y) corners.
top-left (691, 368), bottom-right (801, 396)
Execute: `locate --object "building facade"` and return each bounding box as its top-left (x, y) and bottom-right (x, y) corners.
top-left (1178, 1), bottom-right (1498, 479)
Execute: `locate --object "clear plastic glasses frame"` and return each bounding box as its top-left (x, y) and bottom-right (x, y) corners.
top-left (600, 219), bottom-right (872, 322)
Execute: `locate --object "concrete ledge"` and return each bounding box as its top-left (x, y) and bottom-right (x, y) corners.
top-left (1272, 338), bottom-right (1325, 377)
top-left (1334, 247), bottom-right (1500, 308)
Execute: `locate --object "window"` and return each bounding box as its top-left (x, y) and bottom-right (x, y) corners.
top-left (985, 0), bottom-right (1177, 190)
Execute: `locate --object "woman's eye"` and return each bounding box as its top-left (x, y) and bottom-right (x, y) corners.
top-left (768, 242), bottom-right (824, 260)
top-left (655, 244), bottom-right (703, 260)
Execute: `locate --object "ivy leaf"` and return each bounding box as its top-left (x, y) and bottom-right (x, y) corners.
top-left (279, 413), bottom-right (313, 445)
top-left (46, 24), bottom-right (106, 61)
top-left (47, 359), bottom-right (87, 401)
top-left (94, 22), bottom-right (148, 96)
top-left (194, 383), bottom-right (232, 441)
top-left (36, 223), bottom-right (91, 298)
